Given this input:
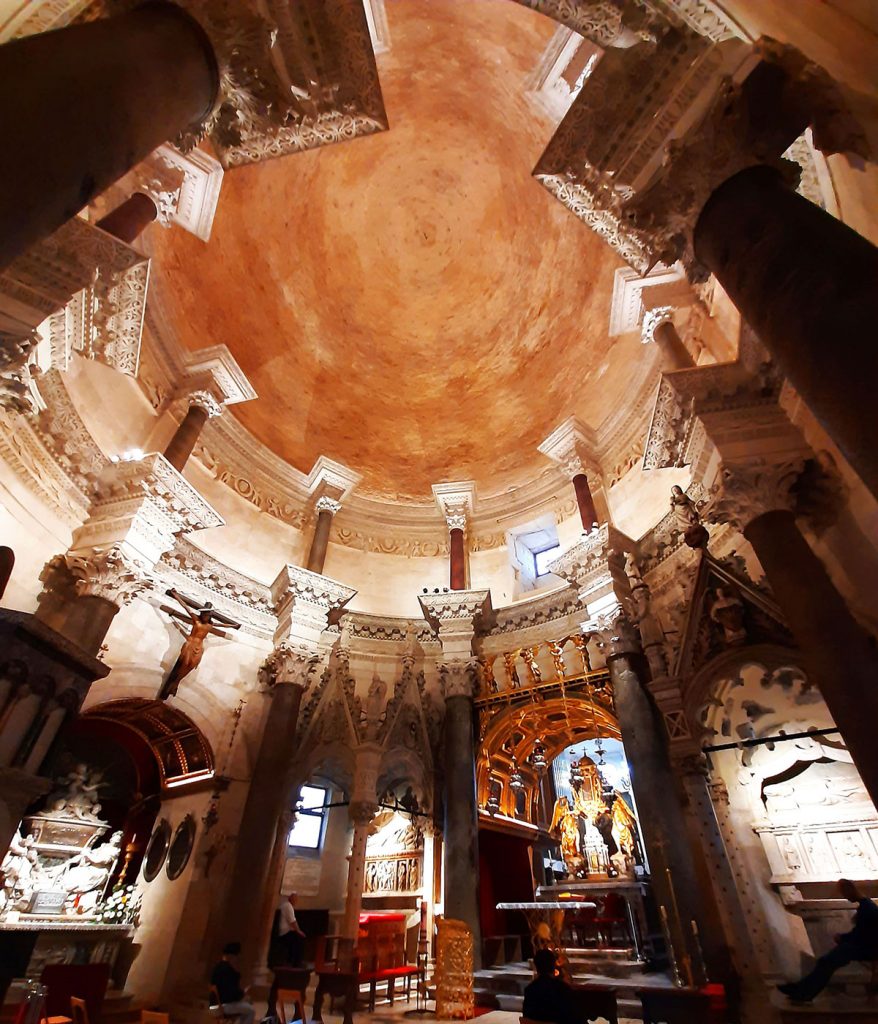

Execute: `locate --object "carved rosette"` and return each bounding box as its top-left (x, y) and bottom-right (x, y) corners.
top-left (707, 459), bottom-right (806, 531)
top-left (65, 546), bottom-right (153, 607)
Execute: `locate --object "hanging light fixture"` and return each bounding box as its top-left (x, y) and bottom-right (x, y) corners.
top-left (509, 757), bottom-right (524, 790)
top-left (531, 740), bottom-right (548, 775)
top-left (486, 785), bottom-right (501, 817)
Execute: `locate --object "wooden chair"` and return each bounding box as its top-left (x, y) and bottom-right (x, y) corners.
top-left (69, 998), bottom-right (89, 1024)
top-left (638, 988), bottom-right (712, 1024)
top-left (277, 987), bottom-right (306, 1024)
top-left (595, 893), bottom-right (629, 948)
top-left (208, 987), bottom-right (234, 1022)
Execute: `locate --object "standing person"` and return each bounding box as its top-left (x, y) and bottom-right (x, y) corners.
top-left (778, 879), bottom-right (878, 1002)
top-left (278, 892), bottom-right (306, 966)
top-left (210, 942), bottom-right (255, 1024)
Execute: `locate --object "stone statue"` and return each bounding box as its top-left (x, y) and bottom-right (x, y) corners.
top-left (709, 586), bottom-right (747, 643)
top-left (624, 551), bottom-right (642, 585)
top-left (1, 828), bottom-right (39, 910)
top-left (159, 589), bottom-right (241, 699)
top-left (670, 485), bottom-right (708, 548)
top-left (57, 831), bottom-right (123, 913)
top-left (363, 675), bottom-right (387, 737)
top-left (45, 763), bottom-right (103, 821)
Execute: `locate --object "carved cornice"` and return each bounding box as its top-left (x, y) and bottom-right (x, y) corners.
top-left (537, 415), bottom-right (599, 480)
top-left (167, 0), bottom-right (388, 167)
top-left (270, 564), bottom-right (358, 615)
top-left (547, 523), bottom-right (632, 602)
top-left (419, 589), bottom-right (492, 631)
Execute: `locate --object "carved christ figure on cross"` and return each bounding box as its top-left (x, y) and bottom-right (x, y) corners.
top-left (159, 588), bottom-right (241, 700)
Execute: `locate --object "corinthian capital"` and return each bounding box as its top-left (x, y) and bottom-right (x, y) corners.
top-left (0, 330), bottom-right (39, 415)
top-left (188, 389), bottom-right (224, 418)
top-left (65, 546), bottom-right (153, 607)
top-left (315, 495), bottom-right (342, 515)
top-left (440, 661), bottom-right (478, 701)
top-left (260, 641), bottom-right (322, 690)
top-left (591, 612), bottom-right (642, 660)
top-left (641, 306), bottom-right (674, 345)
top-left (707, 459), bottom-right (806, 531)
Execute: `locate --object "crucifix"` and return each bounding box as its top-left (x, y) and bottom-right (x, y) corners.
top-left (159, 588), bottom-right (241, 700)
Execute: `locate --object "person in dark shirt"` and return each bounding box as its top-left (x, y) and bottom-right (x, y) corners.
top-left (210, 942), bottom-right (255, 1024)
top-left (523, 949), bottom-right (576, 1024)
top-left (778, 879), bottom-right (878, 1002)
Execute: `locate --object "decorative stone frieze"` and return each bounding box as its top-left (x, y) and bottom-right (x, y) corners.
top-left (156, 0), bottom-right (388, 167)
top-left (0, 216), bottom-right (150, 396)
top-left (270, 563), bottom-right (357, 647)
top-left (547, 523), bottom-right (632, 606)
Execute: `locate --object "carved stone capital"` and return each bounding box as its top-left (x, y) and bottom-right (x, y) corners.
top-left (315, 495), bottom-right (342, 516)
top-left (445, 513), bottom-right (467, 532)
top-left (0, 330), bottom-right (40, 415)
top-left (419, 589), bottom-right (491, 662)
top-left (538, 415), bottom-right (598, 480)
top-left (260, 641), bottom-right (321, 689)
top-left (349, 799), bottom-right (379, 828)
top-left (271, 564), bottom-right (357, 646)
top-left (641, 306), bottom-right (675, 345)
top-left (188, 389), bottom-right (224, 418)
top-left (440, 660), bottom-right (478, 701)
top-left (592, 612), bottom-right (642, 660)
top-left (65, 546), bottom-right (153, 607)
top-left (707, 459), bottom-right (806, 531)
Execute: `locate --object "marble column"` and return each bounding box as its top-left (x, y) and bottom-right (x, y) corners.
top-left (0, 3), bottom-right (218, 270)
top-left (306, 497), bottom-right (341, 575)
top-left (602, 619), bottom-right (719, 987)
top-left (572, 474), bottom-right (598, 534)
top-left (343, 801), bottom-right (378, 939)
top-left (165, 391), bottom-right (222, 472)
top-left (95, 192), bottom-right (158, 244)
top-left (443, 668), bottom-right (482, 964)
top-left (641, 307), bottom-right (693, 371)
top-left (742, 507), bottom-right (878, 809)
top-left (694, 165), bottom-right (878, 500)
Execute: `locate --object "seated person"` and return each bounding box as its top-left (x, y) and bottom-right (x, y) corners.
top-left (778, 878), bottom-right (878, 1003)
top-left (523, 949), bottom-right (576, 1024)
top-left (211, 941), bottom-right (255, 1024)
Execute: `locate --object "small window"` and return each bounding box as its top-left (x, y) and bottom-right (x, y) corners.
top-left (288, 784), bottom-right (328, 850)
top-left (534, 544), bottom-right (561, 577)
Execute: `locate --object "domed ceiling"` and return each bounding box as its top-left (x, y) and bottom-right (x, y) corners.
top-left (149, 0), bottom-right (641, 503)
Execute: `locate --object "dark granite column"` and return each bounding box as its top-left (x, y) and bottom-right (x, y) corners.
top-left (165, 397), bottom-right (218, 472)
top-left (220, 680), bottom-right (307, 976)
top-left (443, 682), bottom-right (482, 965)
top-left (306, 499), bottom-right (340, 575)
top-left (572, 474), bottom-right (598, 533)
top-left (604, 622), bottom-right (725, 986)
top-left (0, 3), bottom-right (218, 269)
top-left (743, 509), bottom-right (878, 808)
top-left (95, 192), bottom-right (158, 244)
top-left (694, 165), bottom-right (878, 500)
top-left (642, 309), bottom-right (694, 371)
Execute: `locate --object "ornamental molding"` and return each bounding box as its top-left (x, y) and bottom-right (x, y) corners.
top-left (608, 263), bottom-right (689, 337)
top-left (271, 564), bottom-right (358, 615)
top-left (432, 481), bottom-right (476, 529)
top-left (1, 0), bottom-right (93, 42)
top-left (419, 589), bottom-right (492, 632)
top-left (180, 344), bottom-right (257, 407)
top-left (160, 0), bottom-right (388, 168)
top-left (336, 612), bottom-right (435, 646)
top-left (547, 522), bottom-right (632, 601)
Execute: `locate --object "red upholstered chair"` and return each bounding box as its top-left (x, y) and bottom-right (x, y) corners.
top-left (595, 893), bottom-right (629, 947)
